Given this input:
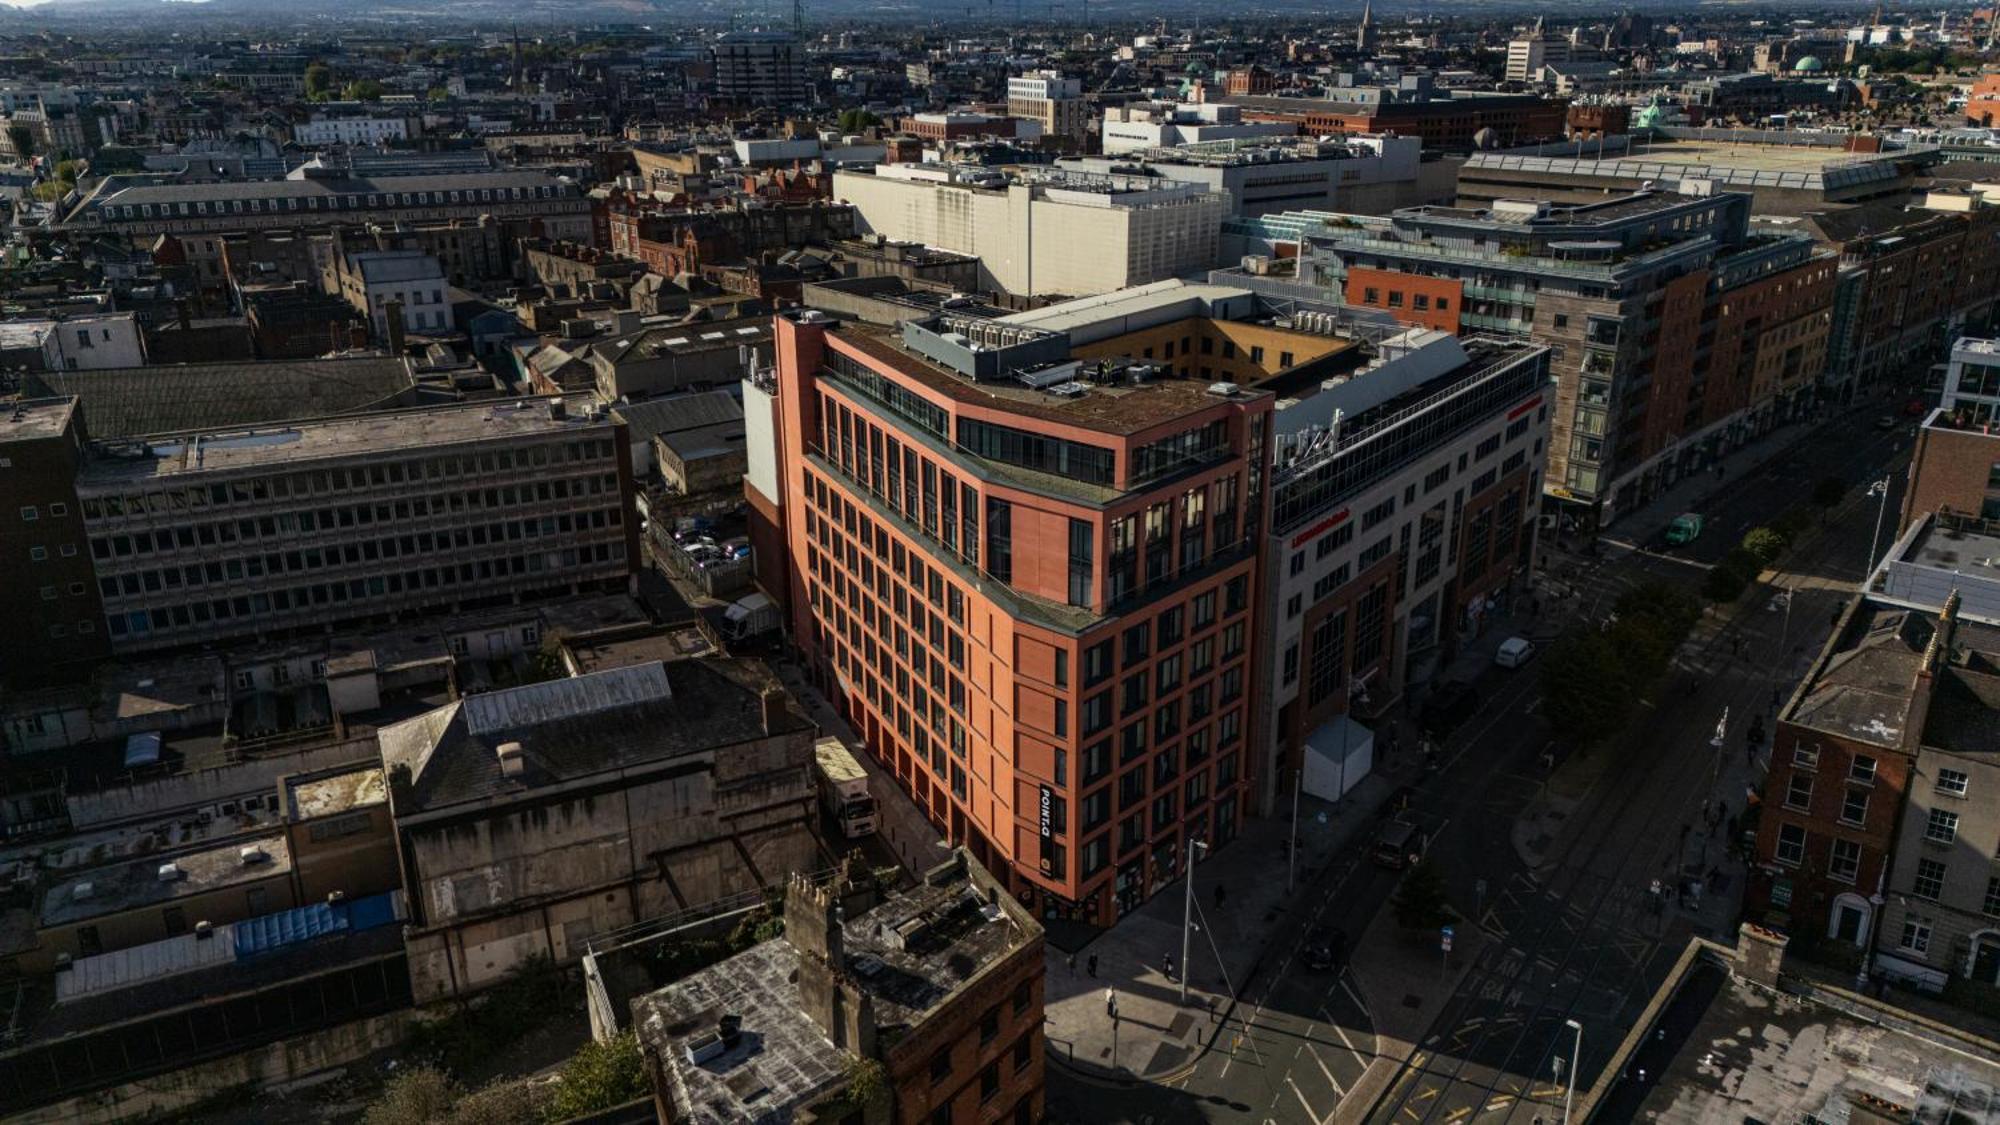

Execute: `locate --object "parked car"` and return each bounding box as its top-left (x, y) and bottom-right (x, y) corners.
top-left (1372, 820), bottom-right (1429, 870)
top-left (1303, 925), bottom-right (1347, 971)
top-left (1494, 636), bottom-right (1535, 668)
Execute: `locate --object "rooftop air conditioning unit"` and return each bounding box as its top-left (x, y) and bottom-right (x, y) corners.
top-left (71, 881), bottom-right (93, 901)
top-left (194, 920), bottom-right (214, 940)
top-left (239, 845), bottom-right (269, 866)
top-left (497, 741), bottom-right (527, 779)
top-left (157, 861), bottom-right (185, 883)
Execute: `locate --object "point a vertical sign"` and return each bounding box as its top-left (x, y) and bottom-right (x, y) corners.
top-left (1038, 784), bottom-right (1055, 874)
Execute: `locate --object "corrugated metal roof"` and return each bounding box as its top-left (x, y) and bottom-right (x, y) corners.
top-left (26, 357), bottom-right (416, 440)
top-left (55, 924), bottom-right (237, 1003)
top-left (460, 661), bottom-right (673, 736)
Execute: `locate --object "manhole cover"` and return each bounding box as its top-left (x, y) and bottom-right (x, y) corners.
top-left (1403, 994), bottom-right (1423, 1009)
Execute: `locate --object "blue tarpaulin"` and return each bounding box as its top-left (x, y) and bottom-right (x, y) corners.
top-left (234, 901), bottom-right (344, 958)
top-left (344, 892), bottom-right (401, 934)
top-left (231, 892), bottom-right (403, 958)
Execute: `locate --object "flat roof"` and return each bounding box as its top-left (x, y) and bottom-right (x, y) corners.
top-left (1, 396), bottom-right (78, 443)
top-left (1623, 958), bottom-right (2000, 1123)
top-left (286, 765), bottom-right (387, 820)
top-left (635, 862), bottom-right (1034, 1124)
top-left (75, 394), bottom-right (609, 486)
top-left (41, 834), bottom-right (293, 928)
top-left (994, 280), bottom-right (1254, 337)
top-left (833, 322), bottom-right (1269, 439)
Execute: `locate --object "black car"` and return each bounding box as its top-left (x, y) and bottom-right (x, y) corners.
top-left (1421, 680), bottom-right (1481, 738)
top-left (1303, 926), bottom-right (1347, 971)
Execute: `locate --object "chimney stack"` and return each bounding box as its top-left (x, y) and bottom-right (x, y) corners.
top-left (760, 686), bottom-right (787, 734)
top-left (384, 297), bottom-right (407, 355)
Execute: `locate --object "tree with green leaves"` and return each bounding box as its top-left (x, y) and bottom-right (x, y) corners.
top-left (304, 62), bottom-right (332, 100)
top-left (835, 108), bottom-right (882, 134)
top-left (1391, 862), bottom-right (1457, 931)
top-left (542, 1033), bottom-right (648, 1121)
top-left (342, 79), bottom-right (386, 102)
top-left (1541, 628), bottom-right (1635, 750)
top-left (1741, 527), bottom-right (1788, 567)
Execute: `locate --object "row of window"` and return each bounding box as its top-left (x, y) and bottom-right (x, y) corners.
top-left (106, 182), bottom-right (565, 221)
top-left (87, 476), bottom-right (618, 565)
top-left (96, 509), bottom-right (623, 604)
top-left (78, 440), bottom-right (615, 523)
top-left (105, 544), bottom-right (623, 641)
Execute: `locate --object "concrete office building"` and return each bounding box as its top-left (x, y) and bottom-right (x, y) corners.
top-left (1059, 135), bottom-right (1426, 218)
top-left (1, 398), bottom-right (111, 687)
top-left (380, 658), bottom-right (821, 1000)
top-left (74, 395), bottom-right (638, 656)
top-left (1007, 71), bottom-right (1088, 147)
top-left (1283, 189), bottom-right (1835, 527)
top-left (832, 165), bottom-right (1229, 298)
top-left (1505, 23), bottom-right (1575, 84)
top-left (81, 167), bottom-right (592, 242)
top-left (1453, 131), bottom-right (1929, 216)
top-left (713, 31), bottom-right (808, 108)
top-left (769, 305), bottom-right (1272, 925)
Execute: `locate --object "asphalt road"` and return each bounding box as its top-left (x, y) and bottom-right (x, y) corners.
top-left (1364, 406), bottom-right (1910, 1125)
top-left (1047, 399), bottom-right (1912, 1125)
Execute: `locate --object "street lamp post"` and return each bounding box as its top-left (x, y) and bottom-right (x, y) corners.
top-left (1180, 837), bottom-right (1208, 1004)
top-left (1563, 1018), bottom-right (1584, 1125)
top-left (1865, 477), bottom-right (1891, 582)
top-left (1287, 768), bottom-right (1300, 893)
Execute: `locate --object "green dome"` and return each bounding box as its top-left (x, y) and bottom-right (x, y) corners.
top-left (1793, 55), bottom-right (1825, 72)
top-left (1184, 60), bottom-right (1210, 76)
top-left (1635, 103), bottom-right (1667, 128)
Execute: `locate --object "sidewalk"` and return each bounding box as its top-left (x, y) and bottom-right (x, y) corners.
top-left (1336, 907), bottom-right (1497, 1124)
top-left (1042, 770), bottom-right (1405, 1082)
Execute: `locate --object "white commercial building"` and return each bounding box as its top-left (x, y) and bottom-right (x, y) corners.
top-left (831, 165), bottom-right (1229, 297)
top-left (0, 313), bottom-right (148, 371)
top-left (1060, 135), bottom-right (1424, 217)
top-left (1258, 331), bottom-right (1551, 812)
top-left (293, 116), bottom-right (412, 147)
top-left (1098, 102), bottom-right (1298, 156)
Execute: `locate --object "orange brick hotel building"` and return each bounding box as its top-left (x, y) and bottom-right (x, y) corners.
top-left (771, 308), bottom-right (1273, 925)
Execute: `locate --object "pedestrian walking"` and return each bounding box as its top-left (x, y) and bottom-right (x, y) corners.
top-left (1213, 883), bottom-right (1227, 909)
top-left (1162, 952), bottom-right (1175, 980)
top-left (1086, 954), bottom-right (1098, 978)
top-left (1066, 952), bottom-right (1076, 976)
top-left (1105, 986), bottom-right (1117, 1018)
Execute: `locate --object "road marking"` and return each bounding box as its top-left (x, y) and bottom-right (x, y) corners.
top-left (1340, 978), bottom-right (1370, 1017)
top-left (1288, 1075), bottom-right (1321, 1122)
top-left (1308, 1042), bottom-right (1347, 1097)
top-left (1330, 1017), bottom-right (1369, 1067)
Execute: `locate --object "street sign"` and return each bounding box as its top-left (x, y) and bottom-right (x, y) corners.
top-left (1441, 924), bottom-right (1454, 953)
